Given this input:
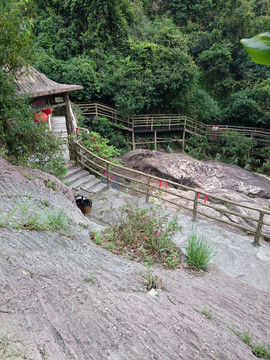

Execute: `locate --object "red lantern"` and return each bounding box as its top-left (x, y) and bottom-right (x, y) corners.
top-left (42, 108), bottom-right (53, 115)
top-left (34, 112), bottom-right (48, 124)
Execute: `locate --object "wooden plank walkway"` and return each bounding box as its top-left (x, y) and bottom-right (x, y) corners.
top-left (75, 102), bottom-right (270, 146)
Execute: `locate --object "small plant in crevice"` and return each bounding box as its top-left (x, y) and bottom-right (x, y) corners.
top-left (185, 229), bottom-right (215, 270)
top-left (143, 265), bottom-right (163, 291)
top-left (91, 202), bottom-right (182, 268)
top-left (228, 327), bottom-right (270, 359)
top-left (45, 209), bottom-right (68, 231)
top-left (241, 331), bottom-right (252, 346)
top-left (201, 307), bottom-right (213, 319)
top-left (252, 344), bottom-right (270, 359)
top-left (2, 200), bottom-right (68, 232)
top-left (83, 272), bottom-right (96, 284)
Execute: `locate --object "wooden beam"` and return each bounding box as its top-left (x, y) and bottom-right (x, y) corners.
top-left (64, 93), bottom-right (76, 161)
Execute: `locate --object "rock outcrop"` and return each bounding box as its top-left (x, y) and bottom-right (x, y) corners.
top-left (122, 150), bottom-right (270, 239)
top-left (1, 157), bottom-right (270, 360)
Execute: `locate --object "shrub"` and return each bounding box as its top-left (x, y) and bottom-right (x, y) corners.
top-left (219, 130), bottom-right (254, 168)
top-left (80, 131), bottom-right (120, 163)
top-left (93, 202), bottom-right (182, 267)
top-left (185, 229), bottom-right (215, 270)
top-left (185, 135), bottom-right (209, 160)
top-left (91, 117), bottom-right (130, 151)
top-left (252, 344), bottom-right (270, 359)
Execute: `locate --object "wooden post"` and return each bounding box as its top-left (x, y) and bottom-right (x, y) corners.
top-left (132, 132), bottom-right (136, 150)
top-left (145, 176), bottom-right (151, 203)
top-left (254, 211), bottom-right (264, 247)
top-left (95, 103), bottom-right (98, 118)
top-left (154, 131), bottom-right (157, 151)
top-left (106, 163), bottom-right (110, 190)
top-left (64, 93), bottom-right (76, 161)
top-left (182, 117), bottom-right (186, 152)
top-left (192, 191), bottom-right (198, 222)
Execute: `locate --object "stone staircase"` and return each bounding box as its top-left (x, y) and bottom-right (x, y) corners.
top-left (64, 163), bottom-right (107, 197)
top-left (51, 115), bottom-right (107, 197)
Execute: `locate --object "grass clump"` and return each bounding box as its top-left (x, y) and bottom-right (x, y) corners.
top-left (91, 202), bottom-right (182, 267)
top-left (45, 209), bottom-right (68, 231)
top-left (228, 327), bottom-right (270, 359)
top-left (185, 229), bottom-right (215, 270)
top-left (2, 200), bottom-right (68, 232)
top-left (252, 344), bottom-right (270, 359)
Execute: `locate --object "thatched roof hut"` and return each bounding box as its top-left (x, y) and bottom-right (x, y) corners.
top-left (15, 66), bottom-right (82, 160)
top-left (16, 65), bottom-right (82, 99)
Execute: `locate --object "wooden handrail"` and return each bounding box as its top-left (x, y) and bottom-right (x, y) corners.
top-left (75, 140), bottom-right (270, 246)
top-left (74, 102), bottom-right (270, 143)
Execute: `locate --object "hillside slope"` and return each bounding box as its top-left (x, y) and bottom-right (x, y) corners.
top-left (0, 157), bottom-right (269, 360)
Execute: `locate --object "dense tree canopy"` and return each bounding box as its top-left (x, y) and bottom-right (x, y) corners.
top-left (3, 0), bottom-right (270, 128)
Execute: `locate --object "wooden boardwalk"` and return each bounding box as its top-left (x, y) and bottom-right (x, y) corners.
top-left (75, 102), bottom-right (270, 148)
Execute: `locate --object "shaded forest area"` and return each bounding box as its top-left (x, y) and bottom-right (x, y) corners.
top-left (29, 0), bottom-right (270, 128)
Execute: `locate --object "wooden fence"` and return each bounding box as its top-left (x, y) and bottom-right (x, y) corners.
top-left (75, 102), bottom-right (270, 145)
top-left (75, 140), bottom-right (270, 246)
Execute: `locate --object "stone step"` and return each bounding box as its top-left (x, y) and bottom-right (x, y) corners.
top-left (51, 116), bottom-right (107, 196)
top-left (69, 174), bottom-right (96, 190)
top-left (88, 181), bottom-right (107, 194)
top-left (64, 166), bottom-right (87, 180)
top-left (67, 170), bottom-right (95, 185)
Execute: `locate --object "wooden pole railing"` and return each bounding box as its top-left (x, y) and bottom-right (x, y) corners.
top-left (74, 102), bottom-right (270, 145)
top-left (75, 140), bottom-right (270, 246)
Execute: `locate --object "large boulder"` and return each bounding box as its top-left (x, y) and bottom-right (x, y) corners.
top-left (122, 150), bottom-right (270, 239)
top-left (122, 150), bottom-right (270, 199)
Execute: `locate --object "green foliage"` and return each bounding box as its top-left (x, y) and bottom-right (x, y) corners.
top-left (185, 229), bottom-right (215, 270)
top-left (161, 0), bottom-right (213, 27)
top-left (94, 202), bottom-right (182, 267)
top-left (185, 135), bottom-right (209, 160)
top-left (219, 131), bottom-right (254, 168)
top-left (187, 89), bottom-right (221, 124)
top-left (0, 2), bottom-right (66, 179)
top-left (29, 0), bottom-right (270, 130)
top-left (91, 117), bottom-right (130, 151)
top-left (202, 308), bottom-right (213, 319)
top-left (80, 131), bottom-right (120, 163)
top-left (241, 32), bottom-right (270, 65)
top-left (241, 331), bottom-right (252, 346)
top-left (2, 200), bottom-right (68, 232)
top-left (0, 4), bottom-right (34, 74)
top-left (224, 89), bottom-right (260, 126)
top-left (252, 344), bottom-right (270, 358)
top-left (257, 147), bottom-right (270, 175)
top-left (45, 209), bottom-right (68, 231)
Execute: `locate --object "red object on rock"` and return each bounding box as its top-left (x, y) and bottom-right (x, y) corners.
top-left (42, 108), bottom-right (53, 115)
top-left (34, 112), bottom-right (48, 124)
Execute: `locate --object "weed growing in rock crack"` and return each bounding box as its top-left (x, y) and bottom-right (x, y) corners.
top-left (201, 307), bottom-right (213, 319)
top-left (6, 200), bottom-right (68, 232)
top-left (241, 331), bottom-right (252, 346)
top-left (252, 344), bottom-right (270, 358)
top-left (185, 229), bottom-right (215, 270)
top-left (93, 202), bottom-right (183, 268)
top-left (142, 265), bottom-right (163, 291)
top-left (228, 327), bottom-right (270, 359)
top-left (83, 272), bottom-right (96, 284)
top-left (45, 209), bottom-right (68, 231)
top-left (90, 230), bottom-right (103, 245)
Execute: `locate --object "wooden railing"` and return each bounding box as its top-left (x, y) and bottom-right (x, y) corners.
top-left (75, 140), bottom-right (270, 246)
top-left (75, 102), bottom-right (270, 144)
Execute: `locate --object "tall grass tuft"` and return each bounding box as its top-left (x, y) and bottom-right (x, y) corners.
top-left (185, 229), bottom-right (215, 270)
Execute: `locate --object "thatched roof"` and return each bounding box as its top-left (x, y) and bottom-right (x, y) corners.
top-left (16, 66), bottom-right (83, 98)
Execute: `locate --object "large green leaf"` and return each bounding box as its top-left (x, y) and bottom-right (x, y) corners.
top-left (241, 33), bottom-right (270, 65)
